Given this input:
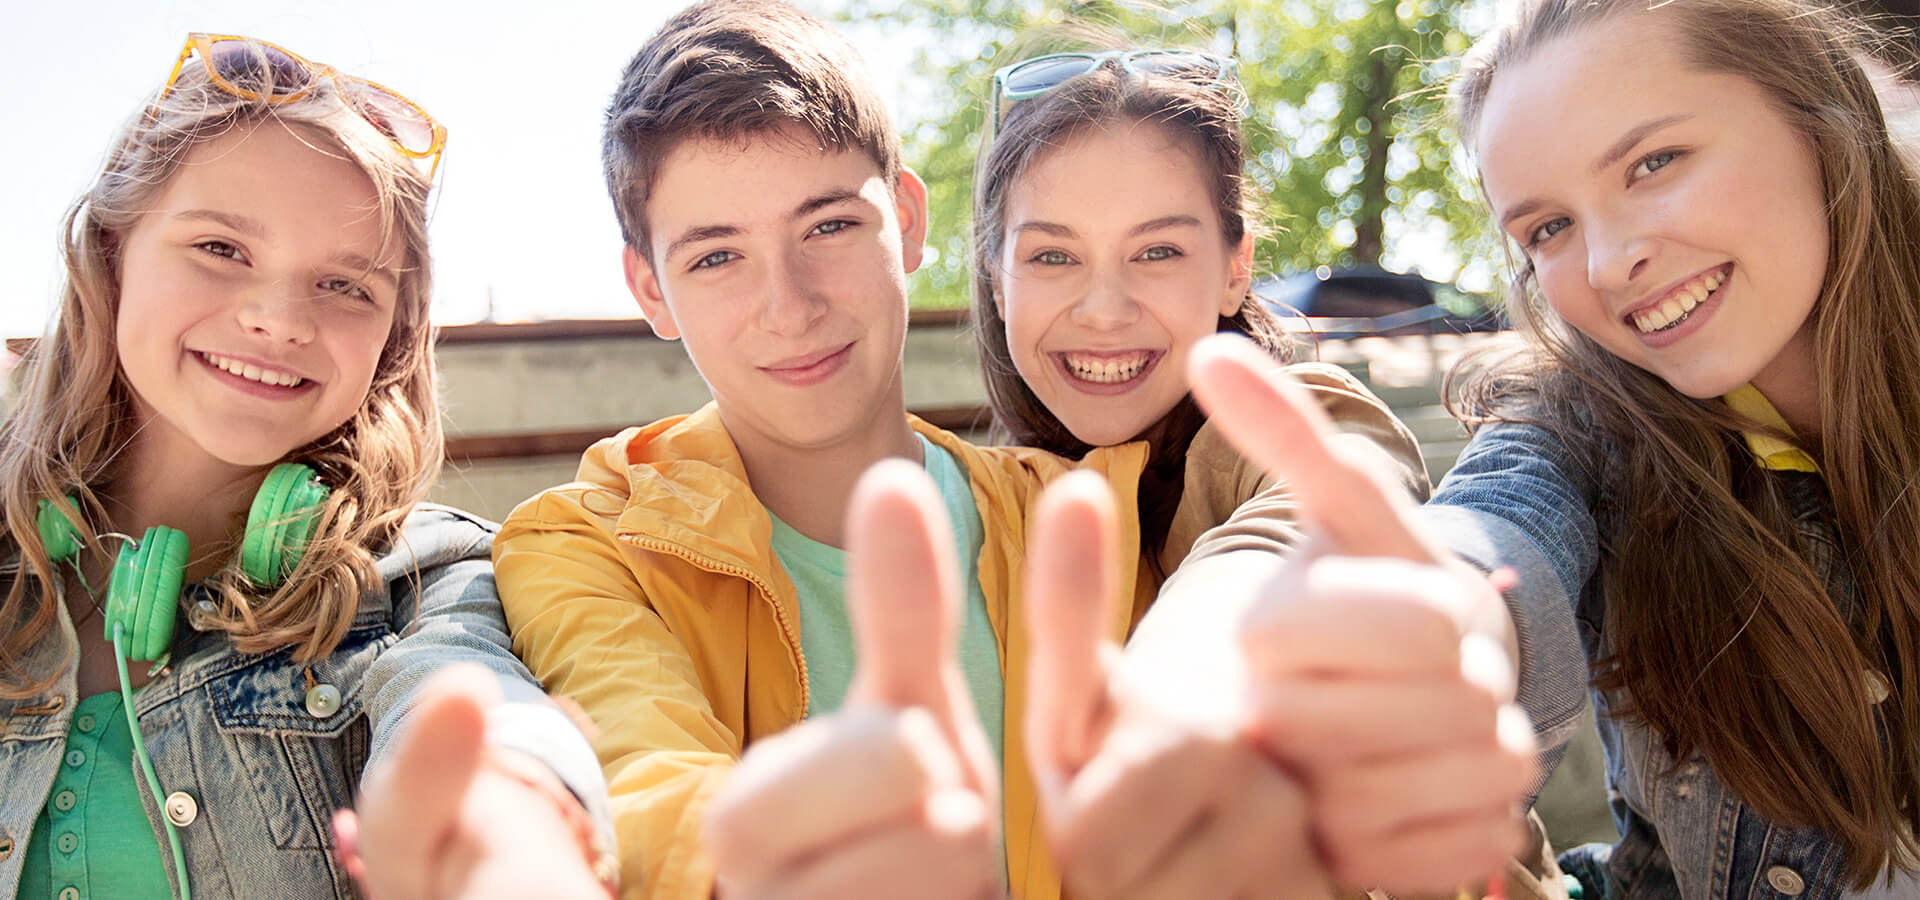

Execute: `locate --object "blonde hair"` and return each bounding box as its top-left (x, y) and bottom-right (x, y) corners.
top-left (0, 51), bottom-right (442, 696)
top-left (1451, 0), bottom-right (1920, 884)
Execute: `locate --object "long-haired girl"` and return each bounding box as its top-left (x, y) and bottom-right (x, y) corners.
top-left (0, 34), bottom-right (606, 899)
top-left (1341, 0), bottom-right (1920, 893)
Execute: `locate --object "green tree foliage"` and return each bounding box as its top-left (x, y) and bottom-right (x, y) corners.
top-left (836, 0), bottom-right (1500, 311)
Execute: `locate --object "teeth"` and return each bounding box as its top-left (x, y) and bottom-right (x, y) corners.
top-left (201, 352), bottom-right (303, 388)
top-left (1657, 298), bottom-right (1685, 325)
top-left (1063, 352), bottom-right (1153, 384)
top-left (1633, 268), bottom-right (1728, 334)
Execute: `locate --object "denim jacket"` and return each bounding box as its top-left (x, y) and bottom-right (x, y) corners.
top-left (0, 504), bottom-right (610, 899)
top-left (1421, 421), bottom-right (1862, 900)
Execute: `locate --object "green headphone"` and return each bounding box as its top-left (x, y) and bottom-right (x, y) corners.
top-left (36, 462), bottom-right (330, 660)
top-left (31, 462), bottom-right (325, 900)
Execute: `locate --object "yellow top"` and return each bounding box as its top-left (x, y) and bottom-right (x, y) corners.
top-left (1723, 383), bottom-right (1819, 473)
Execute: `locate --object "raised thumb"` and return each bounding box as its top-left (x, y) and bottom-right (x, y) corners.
top-left (1023, 471), bottom-right (1120, 779)
top-left (845, 459), bottom-right (966, 724)
top-left (1188, 333), bottom-right (1439, 563)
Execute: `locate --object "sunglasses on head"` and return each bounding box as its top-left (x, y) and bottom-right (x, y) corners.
top-left (989, 49), bottom-right (1239, 136)
top-left (161, 33), bottom-right (447, 179)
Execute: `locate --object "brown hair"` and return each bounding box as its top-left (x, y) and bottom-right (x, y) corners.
top-left (602, 0), bottom-right (904, 258)
top-left (971, 54), bottom-right (1291, 563)
top-left (1452, 0), bottom-right (1920, 884)
top-left (0, 50), bottom-right (441, 696)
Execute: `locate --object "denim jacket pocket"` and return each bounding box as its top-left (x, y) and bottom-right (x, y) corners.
top-left (203, 624), bottom-right (386, 851)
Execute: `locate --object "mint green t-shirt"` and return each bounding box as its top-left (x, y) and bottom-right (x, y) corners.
top-left (19, 690), bottom-right (172, 899)
top-left (767, 434), bottom-right (1007, 767)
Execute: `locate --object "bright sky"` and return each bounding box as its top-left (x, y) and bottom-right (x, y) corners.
top-left (1, 0), bottom-right (912, 338)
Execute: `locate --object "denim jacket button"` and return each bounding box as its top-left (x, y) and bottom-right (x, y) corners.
top-left (164, 791), bottom-right (199, 826)
top-left (58, 887), bottom-right (78, 900)
top-left (1765, 865), bottom-right (1806, 895)
top-left (305, 683), bottom-right (342, 718)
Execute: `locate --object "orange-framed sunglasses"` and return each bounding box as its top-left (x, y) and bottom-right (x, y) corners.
top-left (161, 33), bottom-right (447, 179)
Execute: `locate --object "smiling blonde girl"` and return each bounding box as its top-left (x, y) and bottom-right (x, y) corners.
top-left (0, 35), bottom-right (607, 899)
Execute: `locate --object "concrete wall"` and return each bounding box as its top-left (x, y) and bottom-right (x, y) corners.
top-left (425, 318), bottom-right (1492, 522)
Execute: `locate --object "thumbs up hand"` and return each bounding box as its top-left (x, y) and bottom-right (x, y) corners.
top-left (703, 460), bottom-right (1003, 900)
top-left (1187, 334), bottom-right (1537, 894)
top-left (333, 665), bottom-right (612, 900)
top-left (1024, 472), bottom-right (1332, 900)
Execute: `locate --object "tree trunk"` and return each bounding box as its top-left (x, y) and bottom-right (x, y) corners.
top-left (1351, 44), bottom-right (1396, 265)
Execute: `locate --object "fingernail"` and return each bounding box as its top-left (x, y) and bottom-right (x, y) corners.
top-left (1459, 633), bottom-right (1517, 702)
top-left (924, 786), bottom-right (989, 833)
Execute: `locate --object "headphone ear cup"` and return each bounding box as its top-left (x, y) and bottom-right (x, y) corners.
top-left (37, 496), bottom-right (84, 564)
top-left (241, 463), bottom-right (330, 587)
top-left (106, 526), bottom-right (188, 662)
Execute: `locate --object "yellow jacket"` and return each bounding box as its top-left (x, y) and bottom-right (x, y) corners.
top-left (494, 404), bottom-right (1151, 900)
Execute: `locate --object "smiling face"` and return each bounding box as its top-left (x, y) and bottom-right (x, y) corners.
top-left (1475, 13), bottom-right (1829, 408)
top-left (114, 121), bottom-right (400, 474)
top-left (995, 121), bottom-right (1250, 447)
top-left (623, 126), bottom-right (927, 457)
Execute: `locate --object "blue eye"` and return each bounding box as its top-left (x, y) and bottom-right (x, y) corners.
top-left (1632, 150), bottom-right (1679, 179)
top-left (1030, 249), bottom-right (1072, 266)
top-left (812, 219), bottom-right (852, 236)
top-left (1139, 245), bottom-right (1181, 262)
top-left (692, 250), bottom-right (737, 270)
top-left (1527, 217), bottom-right (1571, 247)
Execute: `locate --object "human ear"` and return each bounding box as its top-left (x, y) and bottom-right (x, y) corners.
top-left (623, 245), bottom-right (681, 341)
top-left (893, 167), bottom-right (931, 275)
top-left (1222, 233), bottom-right (1255, 318)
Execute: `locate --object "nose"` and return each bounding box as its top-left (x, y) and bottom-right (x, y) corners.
top-left (1067, 269), bottom-right (1140, 331)
top-left (235, 283), bottom-right (318, 345)
top-left (1585, 215), bottom-right (1655, 294)
top-left (759, 251), bottom-right (829, 337)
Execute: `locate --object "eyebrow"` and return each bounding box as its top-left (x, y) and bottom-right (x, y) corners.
top-left (1130, 214), bottom-right (1203, 237)
top-left (793, 188), bottom-right (865, 220)
top-left (331, 252), bottom-right (399, 289)
top-left (1013, 214), bottom-right (1205, 239)
top-left (662, 225), bottom-right (742, 262)
top-left (175, 209), bottom-right (268, 237)
top-left (1590, 114), bottom-right (1693, 175)
top-left (660, 188), bottom-right (871, 261)
top-left (1012, 221), bottom-right (1075, 238)
top-left (1497, 113), bottom-right (1696, 230)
